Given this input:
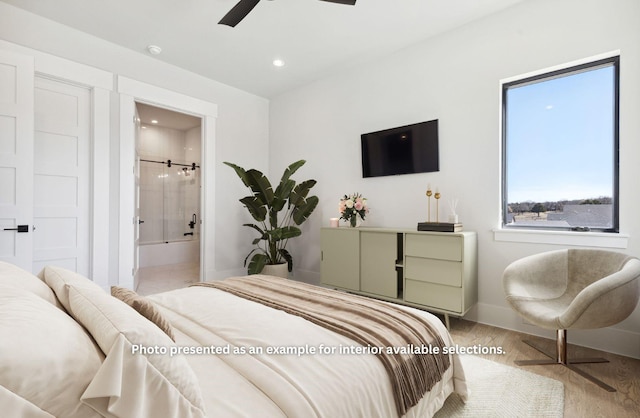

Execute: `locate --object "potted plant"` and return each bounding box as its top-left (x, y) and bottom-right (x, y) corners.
top-left (224, 160), bottom-right (318, 276)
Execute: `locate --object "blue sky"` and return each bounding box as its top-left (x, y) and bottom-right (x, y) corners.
top-left (506, 64), bottom-right (615, 203)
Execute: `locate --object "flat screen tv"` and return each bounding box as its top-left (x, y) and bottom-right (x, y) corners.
top-left (361, 119), bottom-right (439, 178)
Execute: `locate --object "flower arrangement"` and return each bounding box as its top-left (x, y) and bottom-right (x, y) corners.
top-left (339, 193), bottom-right (369, 227)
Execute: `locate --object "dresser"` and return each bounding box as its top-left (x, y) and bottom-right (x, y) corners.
top-left (320, 227), bottom-right (477, 328)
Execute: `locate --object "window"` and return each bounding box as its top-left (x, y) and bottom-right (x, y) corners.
top-left (502, 56), bottom-right (619, 232)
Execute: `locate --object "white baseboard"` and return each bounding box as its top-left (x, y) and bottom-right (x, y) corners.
top-left (471, 303), bottom-right (640, 360)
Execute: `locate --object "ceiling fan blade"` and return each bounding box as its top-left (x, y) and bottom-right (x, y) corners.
top-left (319, 0), bottom-right (357, 5)
top-left (219, 0), bottom-right (261, 27)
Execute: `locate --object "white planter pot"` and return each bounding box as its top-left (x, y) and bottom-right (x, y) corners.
top-left (260, 263), bottom-right (289, 279)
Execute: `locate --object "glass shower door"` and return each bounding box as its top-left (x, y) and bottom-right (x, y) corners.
top-left (164, 164), bottom-right (200, 242)
top-left (139, 160), bottom-right (200, 244)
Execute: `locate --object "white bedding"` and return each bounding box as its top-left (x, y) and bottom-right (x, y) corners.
top-left (149, 285), bottom-right (468, 418)
top-left (0, 262), bottom-right (467, 418)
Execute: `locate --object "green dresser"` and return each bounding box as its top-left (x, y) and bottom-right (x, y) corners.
top-left (321, 227), bottom-right (477, 327)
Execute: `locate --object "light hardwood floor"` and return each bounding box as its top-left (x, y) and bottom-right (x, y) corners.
top-left (446, 317), bottom-right (640, 418)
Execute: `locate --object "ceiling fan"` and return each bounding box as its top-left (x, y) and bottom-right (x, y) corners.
top-left (219, 0), bottom-right (357, 27)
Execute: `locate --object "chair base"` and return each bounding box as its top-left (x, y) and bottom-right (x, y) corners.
top-left (515, 329), bottom-right (615, 392)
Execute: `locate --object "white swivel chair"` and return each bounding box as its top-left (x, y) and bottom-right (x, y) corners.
top-left (503, 249), bottom-right (640, 392)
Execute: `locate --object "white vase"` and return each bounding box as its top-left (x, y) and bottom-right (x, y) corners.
top-left (260, 263), bottom-right (289, 279)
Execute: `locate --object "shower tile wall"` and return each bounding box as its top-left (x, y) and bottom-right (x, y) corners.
top-left (139, 125), bottom-right (186, 161)
top-left (185, 126), bottom-right (201, 164)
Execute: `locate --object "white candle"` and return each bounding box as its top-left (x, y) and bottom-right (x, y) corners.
top-left (329, 218), bottom-right (339, 228)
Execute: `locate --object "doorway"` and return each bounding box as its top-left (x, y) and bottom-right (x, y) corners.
top-left (134, 103), bottom-right (202, 294)
top-left (117, 75), bottom-right (217, 291)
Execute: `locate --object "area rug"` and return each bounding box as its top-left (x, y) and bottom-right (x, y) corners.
top-left (434, 355), bottom-right (564, 417)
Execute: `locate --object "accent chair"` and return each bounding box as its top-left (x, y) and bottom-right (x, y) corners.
top-left (503, 248), bottom-right (640, 392)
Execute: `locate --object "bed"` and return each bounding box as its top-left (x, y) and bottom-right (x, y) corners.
top-left (0, 262), bottom-right (467, 418)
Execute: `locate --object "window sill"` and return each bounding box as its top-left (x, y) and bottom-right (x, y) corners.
top-left (493, 228), bottom-right (629, 249)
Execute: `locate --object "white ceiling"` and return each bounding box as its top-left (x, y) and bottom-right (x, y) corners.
top-left (137, 103), bottom-right (202, 131)
top-left (2, 0), bottom-right (524, 98)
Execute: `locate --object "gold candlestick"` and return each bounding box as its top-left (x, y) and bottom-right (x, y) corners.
top-left (426, 187), bottom-right (433, 222)
top-left (434, 190), bottom-right (441, 223)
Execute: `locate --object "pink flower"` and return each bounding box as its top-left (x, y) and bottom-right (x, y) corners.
top-left (338, 193), bottom-right (369, 221)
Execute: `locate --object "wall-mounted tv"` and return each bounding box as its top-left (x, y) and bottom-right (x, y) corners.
top-left (361, 119), bottom-right (439, 178)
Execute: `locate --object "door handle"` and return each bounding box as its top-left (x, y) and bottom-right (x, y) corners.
top-left (3, 225), bottom-right (29, 233)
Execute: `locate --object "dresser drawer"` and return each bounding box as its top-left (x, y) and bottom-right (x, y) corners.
top-left (405, 256), bottom-right (462, 286)
top-left (405, 279), bottom-right (462, 313)
top-left (405, 234), bottom-right (462, 261)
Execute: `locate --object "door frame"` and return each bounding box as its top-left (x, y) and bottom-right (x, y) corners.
top-left (117, 76), bottom-right (217, 289)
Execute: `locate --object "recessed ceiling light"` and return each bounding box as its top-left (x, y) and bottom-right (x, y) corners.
top-left (273, 59), bottom-right (285, 68)
top-left (147, 45), bottom-right (162, 55)
top-left (151, 119), bottom-right (158, 124)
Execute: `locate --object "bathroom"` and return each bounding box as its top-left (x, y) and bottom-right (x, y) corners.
top-left (135, 103), bottom-right (202, 294)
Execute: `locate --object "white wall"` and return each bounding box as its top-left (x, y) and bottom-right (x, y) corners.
top-left (0, 2), bottom-right (269, 281)
top-left (270, 0), bottom-right (640, 358)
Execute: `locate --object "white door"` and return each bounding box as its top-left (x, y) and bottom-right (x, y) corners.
top-left (0, 50), bottom-right (34, 271)
top-left (32, 77), bottom-right (90, 275)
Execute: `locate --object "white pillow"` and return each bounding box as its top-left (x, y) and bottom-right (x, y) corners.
top-left (0, 261), bottom-right (62, 309)
top-left (42, 266), bottom-right (206, 418)
top-left (40, 265), bottom-right (102, 311)
top-left (0, 285), bottom-right (104, 418)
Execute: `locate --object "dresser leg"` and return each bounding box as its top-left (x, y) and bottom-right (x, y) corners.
top-left (444, 313), bottom-right (450, 330)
